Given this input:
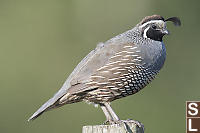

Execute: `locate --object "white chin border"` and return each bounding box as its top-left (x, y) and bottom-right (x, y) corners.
top-left (143, 26), bottom-right (150, 39)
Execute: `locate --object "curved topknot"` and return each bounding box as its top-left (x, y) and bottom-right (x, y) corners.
top-left (140, 15), bottom-right (165, 25)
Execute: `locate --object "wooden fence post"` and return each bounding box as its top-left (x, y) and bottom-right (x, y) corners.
top-left (82, 121), bottom-right (144, 133)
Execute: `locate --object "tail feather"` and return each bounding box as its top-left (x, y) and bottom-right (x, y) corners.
top-left (28, 88), bottom-right (68, 121)
top-left (28, 79), bottom-right (87, 121)
top-left (28, 110), bottom-right (44, 121)
top-left (28, 98), bottom-right (56, 121)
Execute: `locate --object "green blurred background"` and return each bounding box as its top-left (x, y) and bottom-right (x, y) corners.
top-left (0, 0), bottom-right (199, 133)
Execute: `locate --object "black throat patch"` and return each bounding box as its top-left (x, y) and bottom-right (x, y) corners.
top-left (146, 27), bottom-right (164, 41)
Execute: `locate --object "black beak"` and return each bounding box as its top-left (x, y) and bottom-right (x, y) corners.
top-left (162, 29), bottom-right (170, 35)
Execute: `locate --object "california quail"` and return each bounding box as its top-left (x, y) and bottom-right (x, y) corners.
top-left (28, 15), bottom-right (181, 123)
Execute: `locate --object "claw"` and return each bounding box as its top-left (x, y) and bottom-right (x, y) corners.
top-left (103, 120), bottom-right (115, 125)
top-left (114, 119), bottom-right (145, 133)
top-left (126, 119), bottom-right (144, 129)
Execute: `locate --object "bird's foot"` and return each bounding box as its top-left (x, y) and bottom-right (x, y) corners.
top-left (103, 119), bottom-right (144, 132)
top-left (103, 119), bottom-right (116, 125)
top-left (114, 119), bottom-right (144, 132)
top-left (122, 119), bottom-right (144, 128)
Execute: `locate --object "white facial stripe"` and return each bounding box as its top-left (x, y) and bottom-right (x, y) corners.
top-left (143, 26), bottom-right (150, 38)
top-left (140, 20), bottom-right (164, 28)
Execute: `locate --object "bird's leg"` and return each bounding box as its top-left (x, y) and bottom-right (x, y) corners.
top-left (104, 102), bottom-right (120, 121)
top-left (101, 103), bottom-right (144, 132)
top-left (100, 104), bottom-right (114, 124)
top-left (104, 103), bottom-right (144, 132)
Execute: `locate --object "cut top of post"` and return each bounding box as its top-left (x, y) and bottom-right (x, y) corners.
top-left (82, 122), bottom-right (144, 133)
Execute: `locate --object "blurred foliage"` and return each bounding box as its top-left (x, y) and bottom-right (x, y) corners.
top-left (0, 0), bottom-right (199, 133)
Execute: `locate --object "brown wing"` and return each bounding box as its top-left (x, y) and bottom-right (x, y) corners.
top-left (80, 42), bottom-right (145, 102)
top-left (59, 42), bottom-right (141, 103)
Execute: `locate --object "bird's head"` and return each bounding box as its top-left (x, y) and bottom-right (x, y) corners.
top-left (138, 15), bottom-right (181, 42)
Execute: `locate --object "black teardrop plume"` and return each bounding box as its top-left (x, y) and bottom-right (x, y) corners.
top-left (165, 17), bottom-right (181, 26)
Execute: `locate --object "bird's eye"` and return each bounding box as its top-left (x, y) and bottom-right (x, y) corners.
top-left (151, 24), bottom-right (157, 29)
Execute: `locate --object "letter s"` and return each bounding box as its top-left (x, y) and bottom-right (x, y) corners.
top-left (188, 103), bottom-right (198, 116)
